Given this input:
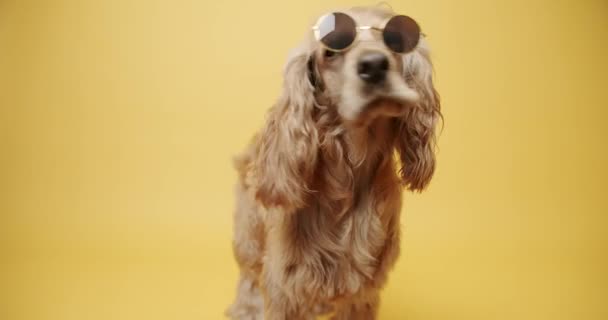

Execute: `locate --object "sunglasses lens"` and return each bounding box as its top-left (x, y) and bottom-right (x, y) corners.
top-left (315, 12), bottom-right (356, 51)
top-left (383, 15), bottom-right (421, 53)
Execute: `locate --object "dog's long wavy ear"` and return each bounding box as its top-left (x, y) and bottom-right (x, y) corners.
top-left (397, 41), bottom-right (441, 191)
top-left (253, 45), bottom-right (319, 211)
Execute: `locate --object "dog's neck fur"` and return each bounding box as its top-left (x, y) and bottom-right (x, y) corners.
top-left (311, 112), bottom-right (397, 219)
top-left (345, 117), bottom-right (395, 168)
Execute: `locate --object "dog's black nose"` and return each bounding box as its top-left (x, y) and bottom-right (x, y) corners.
top-left (357, 52), bottom-right (389, 84)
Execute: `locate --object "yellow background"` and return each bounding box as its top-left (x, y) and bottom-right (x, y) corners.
top-left (1, 0), bottom-right (607, 319)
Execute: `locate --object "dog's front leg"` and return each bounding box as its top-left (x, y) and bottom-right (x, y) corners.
top-left (331, 292), bottom-right (380, 320)
top-left (262, 290), bottom-right (292, 320)
top-left (260, 227), bottom-right (312, 320)
top-left (261, 269), bottom-right (312, 320)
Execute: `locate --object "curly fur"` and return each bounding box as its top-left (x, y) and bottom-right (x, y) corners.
top-left (227, 6), bottom-right (441, 320)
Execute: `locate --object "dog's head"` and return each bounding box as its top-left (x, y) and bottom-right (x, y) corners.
top-left (308, 7), bottom-right (424, 124)
top-left (297, 7), bottom-right (439, 124)
top-left (254, 6), bottom-right (441, 210)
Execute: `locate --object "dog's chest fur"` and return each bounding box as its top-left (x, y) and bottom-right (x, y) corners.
top-left (265, 133), bottom-right (393, 302)
top-left (287, 193), bottom-right (387, 301)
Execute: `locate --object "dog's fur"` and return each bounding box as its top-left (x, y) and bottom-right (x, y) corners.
top-left (227, 6), bottom-right (440, 320)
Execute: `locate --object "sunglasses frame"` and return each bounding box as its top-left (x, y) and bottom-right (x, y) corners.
top-left (312, 12), bottom-right (423, 54)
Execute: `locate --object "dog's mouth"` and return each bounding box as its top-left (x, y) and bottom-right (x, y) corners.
top-left (365, 82), bottom-right (420, 113)
top-left (347, 97), bottom-right (408, 127)
top-left (361, 76), bottom-right (420, 114)
top-left (363, 97), bottom-right (405, 116)
top-left (339, 75), bottom-right (420, 126)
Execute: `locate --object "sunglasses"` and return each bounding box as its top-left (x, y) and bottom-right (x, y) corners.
top-left (312, 12), bottom-right (422, 54)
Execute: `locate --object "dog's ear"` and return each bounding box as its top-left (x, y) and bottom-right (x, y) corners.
top-left (307, 54), bottom-right (324, 92)
top-left (396, 41), bottom-right (441, 191)
top-left (253, 45), bottom-right (319, 211)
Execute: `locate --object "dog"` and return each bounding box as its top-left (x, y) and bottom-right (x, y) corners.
top-left (227, 6), bottom-right (440, 319)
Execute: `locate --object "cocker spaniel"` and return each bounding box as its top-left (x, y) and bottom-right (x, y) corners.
top-left (227, 6), bottom-right (440, 320)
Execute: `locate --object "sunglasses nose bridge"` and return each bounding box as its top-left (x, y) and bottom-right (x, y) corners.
top-left (356, 26), bottom-right (379, 41)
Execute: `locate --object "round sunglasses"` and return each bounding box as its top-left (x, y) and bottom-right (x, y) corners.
top-left (312, 12), bottom-right (421, 54)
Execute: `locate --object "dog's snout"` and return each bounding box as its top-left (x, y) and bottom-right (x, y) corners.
top-left (357, 52), bottom-right (389, 84)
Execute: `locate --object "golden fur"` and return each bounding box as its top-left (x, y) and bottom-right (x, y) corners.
top-left (227, 6), bottom-right (440, 319)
